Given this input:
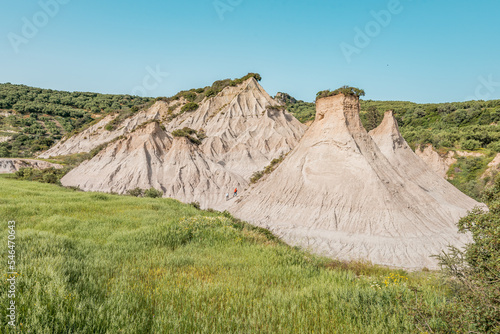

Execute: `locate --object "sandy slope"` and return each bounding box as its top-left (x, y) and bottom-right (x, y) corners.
top-left (230, 95), bottom-right (480, 269)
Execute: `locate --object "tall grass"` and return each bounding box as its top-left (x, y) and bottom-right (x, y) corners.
top-left (0, 175), bottom-right (451, 333)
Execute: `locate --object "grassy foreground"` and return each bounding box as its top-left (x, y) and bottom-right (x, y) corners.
top-left (0, 175), bottom-right (451, 333)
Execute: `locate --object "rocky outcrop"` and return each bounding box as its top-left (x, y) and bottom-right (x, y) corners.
top-left (60, 78), bottom-right (306, 210)
top-left (0, 158), bottom-right (63, 174)
top-left (274, 92), bottom-right (297, 105)
top-left (166, 78), bottom-right (306, 178)
top-left (49, 78), bottom-right (484, 269)
top-left (230, 95), bottom-right (481, 270)
top-left (39, 102), bottom-right (171, 158)
top-left (415, 145), bottom-right (457, 178)
top-left (369, 111), bottom-right (479, 223)
top-left (61, 122), bottom-right (173, 193)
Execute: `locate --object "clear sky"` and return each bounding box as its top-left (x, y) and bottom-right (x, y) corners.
top-left (1, 0), bottom-right (499, 103)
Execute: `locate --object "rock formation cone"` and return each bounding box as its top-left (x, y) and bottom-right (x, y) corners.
top-left (230, 94), bottom-right (480, 269)
top-left (39, 102), bottom-right (169, 159)
top-left (61, 122), bottom-right (173, 194)
top-left (59, 78), bottom-right (306, 210)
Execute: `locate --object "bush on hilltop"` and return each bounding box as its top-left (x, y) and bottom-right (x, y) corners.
top-left (316, 86), bottom-right (366, 101)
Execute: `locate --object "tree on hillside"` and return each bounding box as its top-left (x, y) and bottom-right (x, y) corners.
top-left (365, 106), bottom-right (383, 131)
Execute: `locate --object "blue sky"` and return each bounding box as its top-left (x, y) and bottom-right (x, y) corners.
top-left (0, 0), bottom-right (499, 103)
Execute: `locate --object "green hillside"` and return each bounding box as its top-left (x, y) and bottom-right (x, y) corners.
top-left (0, 83), bottom-right (153, 158)
top-left (0, 175), bottom-right (464, 333)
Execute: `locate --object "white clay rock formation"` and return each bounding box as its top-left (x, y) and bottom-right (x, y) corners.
top-left (0, 158), bottom-right (63, 174)
top-left (61, 122), bottom-right (173, 194)
top-left (60, 78), bottom-right (306, 210)
top-left (45, 77), bottom-right (483, 269)
top-left (369, 111), bottom-right (479, 224)
top-left (166, 77), bottom-right (306, 178)
top-left (230, 94), bottom-right (481, 270)
top-left (61, 122), bottom-right (248, 210)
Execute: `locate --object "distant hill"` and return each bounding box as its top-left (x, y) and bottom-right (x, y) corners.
top-left (281, 96), bottom-right (500, 151)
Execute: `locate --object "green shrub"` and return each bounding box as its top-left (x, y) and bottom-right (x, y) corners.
top-left (285, 100), bottom-right (316, 123)
top-left (205, 89), bottom-right (217, 98)
top-left (172, 127), bottom-right (196, 137)
top-left (127, 188), bottom-right (144, 197)
top-left (365, 106), bottom-right (383, 131)
top-left (144, 187), bottom-right (163, 198)
top-left (488, 141), bottom-right (500, 152)
top-left (202, 73), bottom-right (263, 101)
top-left (250, 171), bottom-right (264, 184)
top-left (266, 105), bottom-right (286, 112)
top-left (42, 172), bottom-right (58, 184)
top-left (230, 73), bottom-right (262, 86)
top-left (189, 202), bottom-right (201, 210)
top-left (91, 193), bottom-right (109, 201)
top-left (104, 124), bottom-right (113, 131)
top-left (447, 156), bottom-right (491, 200)
top-left (211, 79), bottom-right (232, 92)
top-left (183, 92), bottom-right (197, 102)
top-left (14, 167), bottom-right (68, 184)
top-left (181, 102), bottom-right (199, 113)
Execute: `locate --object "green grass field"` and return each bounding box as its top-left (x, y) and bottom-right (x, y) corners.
top-left (0, 175), bottom-right (453, 333)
